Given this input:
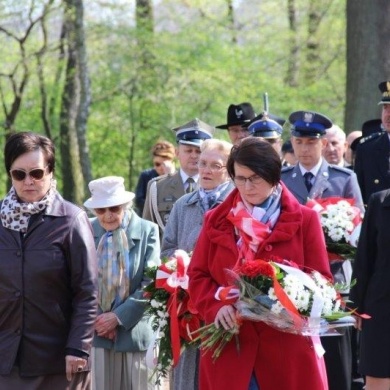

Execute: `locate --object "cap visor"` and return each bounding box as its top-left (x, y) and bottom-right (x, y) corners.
top-left (178, 140), bottom-right (202, 147)
top-left (291, 130), bottom-right (322, 138)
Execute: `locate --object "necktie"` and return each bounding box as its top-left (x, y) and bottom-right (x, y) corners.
top-left (186, 177), bottom-right (195, 194)
top-left (304, 172), bottom-right (314, 192)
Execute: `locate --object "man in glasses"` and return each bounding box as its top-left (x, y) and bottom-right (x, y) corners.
top-left (143, 118), bottom-right (214, 239)
top-left (216, 102), bottom-right (256, 145)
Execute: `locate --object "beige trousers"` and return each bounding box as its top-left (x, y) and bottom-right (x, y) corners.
top-left (92, 348), bottom-right (157, 390)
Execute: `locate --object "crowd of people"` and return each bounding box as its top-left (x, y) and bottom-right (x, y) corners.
top-left (1, 80), bottom-right (390, 389)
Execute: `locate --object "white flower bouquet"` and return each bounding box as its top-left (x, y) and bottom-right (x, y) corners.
top-left (306, 197), bottom-right (363, 260)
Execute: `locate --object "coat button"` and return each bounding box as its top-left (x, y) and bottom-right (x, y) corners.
top-left (265, 245), bottom-right (272, 251)
top-left (16, 251), bottom-right (21, 256)
top-left (15, 291), bottom-right (21, 297)
top-left (15, 329), bottom-right (21, 335)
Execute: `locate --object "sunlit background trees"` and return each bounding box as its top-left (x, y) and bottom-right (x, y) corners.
top-left (0, 0), bottom-right (388, 203)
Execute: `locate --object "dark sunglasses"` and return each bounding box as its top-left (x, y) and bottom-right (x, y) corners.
top-left (94, 206), bottom-right (123, 215)
top-left (10, 166), bottom-right (48, 181)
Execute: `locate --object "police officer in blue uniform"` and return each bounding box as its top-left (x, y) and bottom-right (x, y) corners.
top-left (354, 81), bottom-right (390, 205)
top-left (281, 111), bottom-right (364, 210)
top-left (246, 112), bottom-right (286, 157)
top-left (281, 110), bottom-right (364, 390)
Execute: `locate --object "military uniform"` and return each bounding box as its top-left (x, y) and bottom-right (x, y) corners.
top-left (142, 171), bottom-right (187, 231)
top-left (354, 82), bottom-right (390, 206)
top-left (281, 160), bottom-right (364, 211)
top-left (354, 131), bottom-right (389, 205)
top-left (142, 118), bottom-right (213, 238)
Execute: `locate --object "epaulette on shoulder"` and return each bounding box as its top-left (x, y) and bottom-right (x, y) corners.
top-left (329, 165), bottom-right (352, 175)
top-left (149, 173), bottom-right (169, 184)
top-left (281, 165), bottom-right (294, 173)
top-left (358, 131), bottom-right (384, 147)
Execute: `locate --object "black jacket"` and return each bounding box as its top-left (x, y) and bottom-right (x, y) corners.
top-left (0, 192), bottom-right (98, 376)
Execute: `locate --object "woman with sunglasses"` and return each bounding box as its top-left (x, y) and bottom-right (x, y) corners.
top-left (188, 137), bottom-right (332, 390)
top-left (135, 140), bottom-right (176, 216)
top-left (83, 176), bottom-right (160, 390)
top-left (161, 138), bottom-right (234, 390)
top-left (0, 132), bottom-right (98, 389)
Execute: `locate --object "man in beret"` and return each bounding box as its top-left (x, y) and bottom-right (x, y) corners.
top-left (143, 118), bottom-right (213, 238)
top-left (281, 110), bottom-right (364, 390)
top-left (216, 102), bottom-right (256, 145)
top-left (354, 82), bottom-right (390, 205)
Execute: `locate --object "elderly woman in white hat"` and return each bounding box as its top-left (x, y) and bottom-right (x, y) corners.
top-left (84, 176), bottom-right (160, 390)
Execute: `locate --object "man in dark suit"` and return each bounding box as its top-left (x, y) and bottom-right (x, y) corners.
top-left (354, 82), bottom-right (390, 205)
top-left (281, 110), bottom-right (364, 390)
top-left (143, 118), bottom-right (213, 238)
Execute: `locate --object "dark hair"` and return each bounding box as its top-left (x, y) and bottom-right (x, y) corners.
top-left (4, 132), bottom-right (55, 174)
top-left (282, 140), bottom-right (294, 154)
top-left (226, 137), bottom-right (281, 186)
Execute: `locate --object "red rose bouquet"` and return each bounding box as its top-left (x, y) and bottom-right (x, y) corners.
top-left (192, 258), bottom-right (355, 362)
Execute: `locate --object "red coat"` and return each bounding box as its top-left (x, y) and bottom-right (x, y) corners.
top-left (188, 184), bottom-right (331, 390)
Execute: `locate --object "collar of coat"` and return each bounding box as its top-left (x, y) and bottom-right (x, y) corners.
top-left (203, 182), bottom-right (303, 250)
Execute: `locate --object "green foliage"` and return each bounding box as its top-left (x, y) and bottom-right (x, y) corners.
top-left (0, 0), bottom-right (347, 196)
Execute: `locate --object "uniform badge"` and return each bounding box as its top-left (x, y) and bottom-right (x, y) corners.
top-left (303, 112), bottom-right (314, 123)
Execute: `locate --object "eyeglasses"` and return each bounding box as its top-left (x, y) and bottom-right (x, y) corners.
top-left (10, 165), bottom-right (48, 181)
top-left (94, 206), bottom-right (123, 215)
top-left (197, 161), bottom-right (225, 172)
top-left (228, 128), bottom-right (249, 135)
top-left (233, 175), bottom-right (264, 186)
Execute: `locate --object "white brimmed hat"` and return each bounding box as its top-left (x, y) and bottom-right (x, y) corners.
top-left (84, 176), bottom-right (135, 209)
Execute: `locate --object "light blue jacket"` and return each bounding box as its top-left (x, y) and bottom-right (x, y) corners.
top-left (91, 210), bottom-right (160, 352)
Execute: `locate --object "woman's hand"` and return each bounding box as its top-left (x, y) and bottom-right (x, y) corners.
top-left (214, 305), bottom-right (238, 331)
top-left (65, 355), bottom-right (87, 381)
top-left (95, 312), bottom-right (119, 337)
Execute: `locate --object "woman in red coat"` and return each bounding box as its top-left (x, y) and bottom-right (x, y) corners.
top-left (188, 137), bottom-right (332, 390)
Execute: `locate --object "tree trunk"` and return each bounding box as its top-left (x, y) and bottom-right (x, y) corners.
top-left (59, 0), bottom-right (88, 204)
top-left (73, 0), bottom-right (93, 193)
top-left (305, 0), bottom-right (322, 83)
top-left (285, 0), bottom-right (299, 87)
top-left (226, 0), bottom-right (237, 44)
top-left (345, 0), bottom-right (390, 131)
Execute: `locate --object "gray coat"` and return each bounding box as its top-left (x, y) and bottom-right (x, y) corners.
top-left (160, 182), bottom-right (233, 390)
top-left (161, 183), bottom-right (234, 258)
top-left (281, 160), bottom-right (364, 212)
top-left (91, 210), bottom-right (160, 352)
